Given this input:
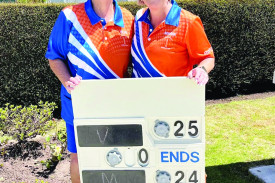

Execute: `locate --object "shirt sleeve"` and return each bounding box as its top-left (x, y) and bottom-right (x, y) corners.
top-left (185, 16), bottom-right (214, 65)
top-left (45, 11), bottom-right (72, 61)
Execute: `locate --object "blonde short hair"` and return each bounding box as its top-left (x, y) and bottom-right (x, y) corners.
top-left (138, 0), bottom-right (171, 6)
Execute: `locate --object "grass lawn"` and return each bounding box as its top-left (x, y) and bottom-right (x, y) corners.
top-left (205, 96), bottom-right (275, 183)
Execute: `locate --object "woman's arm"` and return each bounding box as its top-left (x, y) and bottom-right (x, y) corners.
top-left (49, 59), bottom-right (81, 93)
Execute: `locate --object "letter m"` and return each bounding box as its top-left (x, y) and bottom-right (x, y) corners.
top-left (101, 173), bottom-right (118, 183)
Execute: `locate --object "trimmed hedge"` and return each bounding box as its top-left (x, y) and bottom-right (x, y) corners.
top-left (0, 3), bottom-right (64, 110)
top-left (177, 0), bottom-right (275, 98)
top-left (0, 0), bottom-right (274, 109)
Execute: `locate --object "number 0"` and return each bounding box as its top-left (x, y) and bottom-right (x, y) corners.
top-left (138, 148), bottom-right (148, 164)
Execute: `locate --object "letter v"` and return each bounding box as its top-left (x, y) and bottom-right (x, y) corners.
top-left (97, 127), bottom-right (109, 144)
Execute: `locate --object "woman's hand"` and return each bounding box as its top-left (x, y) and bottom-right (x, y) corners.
top-left (64, 75), bottom-right (82, 94)
top-left (187, 67), bottom-right (209, 85)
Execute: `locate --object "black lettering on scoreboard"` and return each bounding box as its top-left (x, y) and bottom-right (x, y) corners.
top-left (77, 125), bottom-right (143, 147)
top-left (82, 170), bottom-right (146, 183)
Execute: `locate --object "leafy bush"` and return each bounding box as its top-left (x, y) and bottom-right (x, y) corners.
top-left (17, 0), bottom-right (46, 3)
top-left (41, 121), bottom-right (67, 170)
top-left (0, 101), bottom-right (57, 142)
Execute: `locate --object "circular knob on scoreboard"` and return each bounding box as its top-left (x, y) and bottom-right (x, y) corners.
top-left (156, 171), bottom-right (171, 183)
top-left (154, 120), bottom-right (170, 138)
top-left (106, 149), bottom-right (122, 167)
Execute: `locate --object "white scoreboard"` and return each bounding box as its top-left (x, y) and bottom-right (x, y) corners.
top-left (71, 77), bottom-right (205, 183)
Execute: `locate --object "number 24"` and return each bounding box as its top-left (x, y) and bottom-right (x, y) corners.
top-left (175, 170), bottom-right (198, 183)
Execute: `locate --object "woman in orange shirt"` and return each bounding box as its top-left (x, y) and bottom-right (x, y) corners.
top-left (131, 0), bottom-right (215, 182)
top-left (131, 0), bottom-right (214, 85)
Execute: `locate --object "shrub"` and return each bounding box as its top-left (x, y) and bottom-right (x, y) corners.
top-left (17, 0), bottom-right (46, 3)
top-left (41, 121), bottom-right (67, 171)
top-left (0, 101), bottom-right (57, 142)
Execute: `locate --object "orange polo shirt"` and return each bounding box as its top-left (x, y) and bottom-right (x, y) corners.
top-left (45, 0), bottom-right (134, 124)
top-left (131, 0), bottom-right (214, 77)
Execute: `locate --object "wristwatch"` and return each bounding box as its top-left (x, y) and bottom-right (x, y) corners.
top-left (199, 66), bottom-right (208, 73)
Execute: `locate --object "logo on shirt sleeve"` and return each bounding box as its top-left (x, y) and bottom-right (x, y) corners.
top-left (204, 47), bottom-right (213, 55)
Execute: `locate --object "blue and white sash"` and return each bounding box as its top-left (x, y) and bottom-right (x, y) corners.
top-left (131, 9), bottom-right (165, 78)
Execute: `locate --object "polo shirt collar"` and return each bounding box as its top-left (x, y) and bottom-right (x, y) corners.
top-left (138, 0), bottom-right (181, 27)
top-left (85, 0), bottom-right (124, 27)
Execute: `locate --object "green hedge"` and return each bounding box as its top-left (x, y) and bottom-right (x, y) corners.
top-left (177, 0), bottom-right (275, 99)
top-left (0, 0), bottom-right (274, 109)
top-left (0, 3), bottom-right (64, 111)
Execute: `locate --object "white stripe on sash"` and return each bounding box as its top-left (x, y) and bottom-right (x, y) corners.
top-left (131, 36), bottom-right (152, 76)
top-left (68, 33), bottom-right (103, 72)
top-left (132, 9), bottom-right (164, 77)
top-left (132, 68), bottom-right (138, 77)
top-left (137, 20), bottom-right (164, 77)
top-left (67, 52), bottom-right (104, 79)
